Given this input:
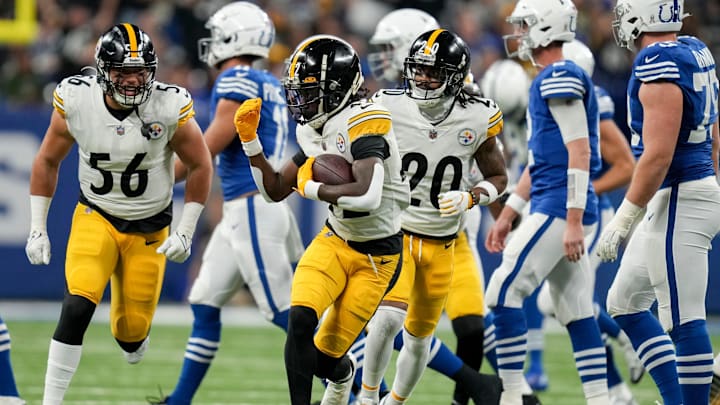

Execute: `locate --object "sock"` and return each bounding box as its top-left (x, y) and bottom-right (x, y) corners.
top-left (169, 304), bottom-right (221, 405)
top-left (424, 335), bottom-right (463, 377)
top-left (43, 339), bottom-right (82, 404)
top-left (605, 344), bottom-right (622, 389)
top-left (670, 319), bottom-right (713, 404)
top-left (492, 306), bottom-right (527, 395)
top-left (567, 317), bottom-right (608, 400)
top-left (451, 315), bottom-right (484, 405)
top-left (614, 311), bottom-right (683, 404)
top-left (271, 308), bottom-right (290, 331)
top-left (483, 312), bottom-right (499, 372)
top-left (523, 289), bottom-right (544, 374)
top-left (285, 306), bottom-right (318, 404)
top-left (596, 308), bottom-right (621, 339)
top-left (0, 319), bottom-right (19, 397)
top-left (358, 307), bottom-right (404, 401)
top-left (389, 329), bottom-right (431, 403)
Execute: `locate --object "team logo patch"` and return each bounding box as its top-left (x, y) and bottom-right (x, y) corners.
top-left (457, 128), bottom-right (476, 145)
top-left (429, 129), bottom-right (438, 140)
top-left (115, 125), bottom-right (125, 136)
top-left (142, 122), bottom-right (165, 140)
top-left (336, 133), bottom-right (347, 153)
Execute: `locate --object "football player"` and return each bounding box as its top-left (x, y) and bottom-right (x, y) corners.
top-left (531, 39), bottom-right (642, 405)
top-left (598, 0), bottom-right (720, 403)
top-left (233, 35), bottom-right (410, 405)
top-left (359, 9), bottom-right (513, 405)
top-left (25, 23), bottom-right (212, 404)
top-left (483, 0), bottom-right (611, 403)
top-left (359, 29), bottom-right (508, 405)
top-left (146, 3), bottom-right (303, 404)
top-left (0, 316), bottom-right (23, 404)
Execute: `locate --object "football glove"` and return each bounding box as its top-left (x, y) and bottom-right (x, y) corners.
top-left (597, 198), bottom-right (644, 262)
top-left (295, 156), bottom-right (321, 200)
top-left (26, 229), bottom-right (51, 265)
top-left (157, 232), bottom-right (192, 263)
top-left (438, 191), bottom-right (473, 217)
top-left (234, 98), bottom-right (263, 156)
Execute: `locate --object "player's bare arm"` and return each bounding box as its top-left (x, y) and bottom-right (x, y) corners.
top-left (30, 109), bottom-right (75, 197)
top-left (485, 166), bottom-right (530, 253)
top-left (593, 119), bottom-right (634, 195)
top-left (565, 137), bottom-right (590, 262)
top-left (473, 136), bottom-right (508, 199)
top-left (174, 98), bottom-right (240, 182)
top-left (625, 81), bottom-right (682, 207)
top-left (316, 156), bottom-right (383, 205)
top-left (169, 117), bottom-right (213, 204)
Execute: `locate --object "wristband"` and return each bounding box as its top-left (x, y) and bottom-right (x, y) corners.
top-left (566, 168), bottom-right (589, 210)
top-left (30, 195), bottom-right (52, 231)
top-left (505, 193), bottom-right (527, 214)
top-left (473, 180), bottom-right (499, 205)
top-left (242, 138), bottom-right (263, 157)
top-left (176, 202), bottom-right (204, 238)
top-left (303, 180), bottom-right (321, 201)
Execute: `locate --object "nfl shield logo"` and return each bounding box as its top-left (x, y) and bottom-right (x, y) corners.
top-left (428, 129), bottom-right (438, 140)
top-left (116, 125), bottom-right (125, 136)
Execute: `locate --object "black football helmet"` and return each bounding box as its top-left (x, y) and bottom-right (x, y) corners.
top-left (403, 29), bottom-right (470, 108)
top-left (282, 35), bottom-right (363, 129)
top-left (95, 23), bottom-right (157, 107)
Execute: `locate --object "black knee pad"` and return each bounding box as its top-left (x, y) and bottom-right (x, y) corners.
top-left (287, 306), bottom-right (318, 342)
top-left (452, 315), bottom-right (484, 340)
top-left (53, 294), bottom-right (97, 345)
top-left (317, 352), bottom-right (350, 381)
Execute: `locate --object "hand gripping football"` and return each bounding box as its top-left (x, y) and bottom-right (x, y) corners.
top-left (312, 154), bottom-right (354, 185)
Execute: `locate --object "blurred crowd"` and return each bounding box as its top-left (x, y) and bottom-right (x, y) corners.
top-left (0, 0), bottom-right (719, 111)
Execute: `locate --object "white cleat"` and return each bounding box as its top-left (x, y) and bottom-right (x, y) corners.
top-left (123, 336), bottom-right (149, 365)
top-left (0, 397), bottom-right (26, 405)
top-left (609, 382), bottom-right (639, 405)
top-left (320, 355), bottom-right (356, 405)
top-left (617, 332), bottom-right (644, 384)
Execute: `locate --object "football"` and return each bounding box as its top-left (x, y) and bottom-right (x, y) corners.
top-left (312, 154), bottom-right (354, 185)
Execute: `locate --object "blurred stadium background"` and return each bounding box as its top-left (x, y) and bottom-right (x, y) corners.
top-left (1, 0), bottom-right (719, 403)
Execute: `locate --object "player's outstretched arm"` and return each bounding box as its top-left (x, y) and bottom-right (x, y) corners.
top-left (26, 109), bottom-right (76, 265)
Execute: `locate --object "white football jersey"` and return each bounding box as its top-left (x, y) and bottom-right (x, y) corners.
top-left (373, 90), bottom-right (503, 236)
top-left (296, 99), bottom-right (410, 242)
top-left (53, 75), bottom-right (195, 220)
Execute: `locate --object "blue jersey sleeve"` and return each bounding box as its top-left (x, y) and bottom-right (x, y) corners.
top-left (539, 61), bottom-right (586, 100)
top-left (595, 85), bottom-right (615, 121)
top-left (633, 43), bottom-right (681, 83)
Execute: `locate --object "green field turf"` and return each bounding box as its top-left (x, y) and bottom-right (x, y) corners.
top-left (7, 320), bottom-right (720, 404)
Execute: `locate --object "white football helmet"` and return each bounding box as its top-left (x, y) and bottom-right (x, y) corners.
top-left (480, 59), bottom-right (530, 123)
top-left (368, 8), bottom-right (439, 83)
top-left (198, 1), bottom-right (275, 68)
top-left (504, 0), bottom-right (578, 62)
top-left (563, 39), bottom-right (595, 76)
top-left (612, 0), bottom-right (687, 50)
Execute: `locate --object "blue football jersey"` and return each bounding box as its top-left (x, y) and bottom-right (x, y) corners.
top-left (211, 66), bottom-right (290, 200)
top-left (627, 36), bottom-right (718, 188)
top-left (527, 59), bottom-right (601, 225)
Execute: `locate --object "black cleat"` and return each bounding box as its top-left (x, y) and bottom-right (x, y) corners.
top-left (146, 386), bottom-right (169, 404)
top-left (522, 393), bottom-right (542, 405)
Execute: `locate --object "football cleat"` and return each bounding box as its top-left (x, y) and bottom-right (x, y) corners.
top-left (711, 370), bottom-right (720, 405)
top-left (0, 397), bottom-right (26, 405)
top-left (145, 386), bottom-right (169, 404)
top-left (522, 393), bottom-right (542, 405)
top-left (617, 332), bottom-right (644, 384)
top-left (609, 382), bottom-right (639, 405)
top-left (320, 355), bottom-right (356, 405)
top-left (525, 369), bottom-right (549, 392)
top-left (123, 336), bottom-right (149, 364)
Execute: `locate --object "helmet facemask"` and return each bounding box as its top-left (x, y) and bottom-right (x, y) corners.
top-left (368, 43), bottom-right (402, 83)
top-left (404, 56), bottom-right (464, 110)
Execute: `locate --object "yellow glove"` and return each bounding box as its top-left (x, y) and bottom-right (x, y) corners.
top-left (295, 156), bottom-right (320, 200)
top-left (234, 98), bottom-right (262, 143)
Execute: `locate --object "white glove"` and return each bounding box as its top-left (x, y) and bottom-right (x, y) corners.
top-left (156, 232), bottom-right (192, 263)
top-left (26, 230), bottom-right (51, 265)
top-left (597, 198), bottom-right (644, 262)
top-left (438, 191), bottom-right (473, 217)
